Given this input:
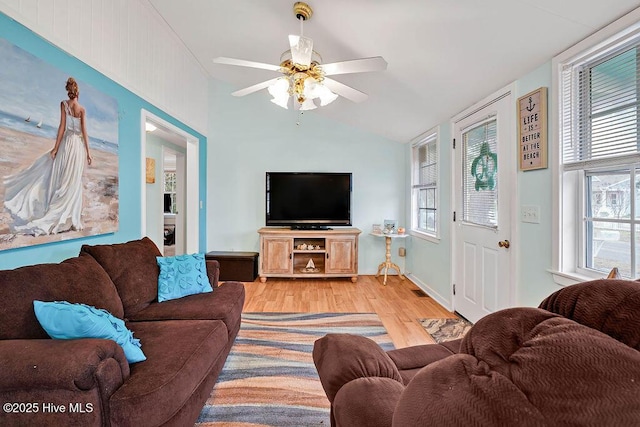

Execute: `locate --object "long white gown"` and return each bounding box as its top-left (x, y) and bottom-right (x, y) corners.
top-left (4, 101), bottom-right (87, 236)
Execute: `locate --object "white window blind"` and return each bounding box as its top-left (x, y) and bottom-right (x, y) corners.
top-left (562, 43), bottom-right (640, 171)
top-left (416, 136), bottom-right (437, 187)
top-left (463, 118), bottom-right (498, 228)
top-left (412, 132), bottom-right (437, 234)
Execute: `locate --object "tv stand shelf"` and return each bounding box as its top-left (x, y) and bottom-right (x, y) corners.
top-left (258, 227), bottom-right (361, 282)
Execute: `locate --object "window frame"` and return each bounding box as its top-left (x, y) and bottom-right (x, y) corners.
top-left (552, 9), bottom-right (640, 285)
top-left (581, 167), bottom-right (638, 279)
top-left (410, 127), bottom-right (440, 242)
top-left (163, 170), bottom-right (177, 214)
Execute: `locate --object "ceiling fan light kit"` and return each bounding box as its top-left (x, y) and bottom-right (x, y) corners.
top-left (212, 2), bottom-right (387, 112)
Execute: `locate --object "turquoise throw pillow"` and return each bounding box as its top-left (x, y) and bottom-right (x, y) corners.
top-left (33, 300), bottom-right (146, 364)
top-left (156, 253), bottom-right (212, 302)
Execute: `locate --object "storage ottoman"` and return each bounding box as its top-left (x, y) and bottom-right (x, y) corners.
top-left (205, 251), bottom-right (259, 282)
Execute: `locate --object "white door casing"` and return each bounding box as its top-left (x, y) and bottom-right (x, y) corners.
top-left (174, 151), bottom-right (186, 255)
top-left (452, 86), bottom-right (517, 324)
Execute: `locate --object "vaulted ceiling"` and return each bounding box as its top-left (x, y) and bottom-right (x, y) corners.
top-left (149, 0), bottom-right (640, 142)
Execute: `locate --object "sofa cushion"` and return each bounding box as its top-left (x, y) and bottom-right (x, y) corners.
top-left (126, 281), bottom-right (245, 339)
top-left (0, 254), bottom-right (124, 340)
top-left (33, 300), bottom-right (146, 363)
top-left (81, 237), bottom-right (161, 317)
top-left (156, 253), bottom-right (212, 302)
top-left (108, 319), bottom-right (228, 427)
top-left (538, 278), bottom-right (640, 350)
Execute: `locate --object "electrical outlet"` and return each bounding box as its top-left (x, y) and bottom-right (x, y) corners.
top-left (399, 247), bottom-right (406, 257)
top-left (521, 205), bottom-right (540, 223)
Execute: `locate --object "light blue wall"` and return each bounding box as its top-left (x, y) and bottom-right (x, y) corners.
top-left (206, 80), bottom-right (406, 274)
top-left (405, 61), bottom-right (559, 309)
top-left (0, 13), bottom-right (207, 270)
top-left (405, 124), bottom-right (454, 308)
top-left (515, 62), bottom-right (558, 305)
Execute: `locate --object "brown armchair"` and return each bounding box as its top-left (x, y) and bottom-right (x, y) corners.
top-left (313, 279), bottom-right (640, 426)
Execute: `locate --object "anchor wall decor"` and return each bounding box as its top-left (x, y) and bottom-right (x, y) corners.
top-left (517, 87), bottom-right (548, 171)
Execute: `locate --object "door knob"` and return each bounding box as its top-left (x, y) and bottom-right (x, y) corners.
top-left (498, 240), bottom-right (510, 249)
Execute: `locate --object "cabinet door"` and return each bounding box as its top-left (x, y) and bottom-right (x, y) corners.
top-left (326, 237), bottom-right (356, 274)
top-left (261, 237), bottom-right (293, 274)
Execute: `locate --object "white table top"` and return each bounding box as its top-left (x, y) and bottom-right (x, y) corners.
top-left (370, 232), bottom-right (408, 239)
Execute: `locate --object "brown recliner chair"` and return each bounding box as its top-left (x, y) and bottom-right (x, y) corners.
top-left (313, 279), bottom-right (640, 426)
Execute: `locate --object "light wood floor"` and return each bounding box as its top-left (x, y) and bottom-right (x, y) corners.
top-left (242, 275), bottom-right (457, 349)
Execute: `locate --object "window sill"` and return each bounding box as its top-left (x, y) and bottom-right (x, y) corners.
top-left (548, 269), bottom-right (602, 287)
top-left (410, 230), bottom-right (440, 244)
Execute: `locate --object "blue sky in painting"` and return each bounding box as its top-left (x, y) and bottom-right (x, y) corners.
top-left (0, 38), bottom-right (118, 145)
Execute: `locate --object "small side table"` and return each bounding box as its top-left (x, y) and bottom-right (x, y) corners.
top-left (371, 232), bottom-right (407, 285)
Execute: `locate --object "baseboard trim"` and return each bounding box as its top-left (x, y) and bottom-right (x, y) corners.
top-left (405, 273), bottom-right (453, 312)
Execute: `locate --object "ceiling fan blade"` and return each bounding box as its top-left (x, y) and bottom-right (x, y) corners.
top-left (213, 57), bottom-right (281, 72)
top-left (231, 78), bottom-right (283, 97)
top-left (321, 57), bottom-right (387, 76)
top-left (322, 78), bottom-right (368, 103)
top-left (289, 35), bottom-right (313, 67)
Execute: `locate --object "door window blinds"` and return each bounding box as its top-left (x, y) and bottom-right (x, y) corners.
top-left (463, 118), bottom-right (498, 228)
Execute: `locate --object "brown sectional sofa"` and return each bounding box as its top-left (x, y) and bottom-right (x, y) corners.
top-left (0, 237), bottom-right (245, 426)
top-left (314, 279), bottom-right (640, 426)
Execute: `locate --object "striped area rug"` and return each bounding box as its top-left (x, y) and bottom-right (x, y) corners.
top-left (195, 312), bottom-right (395, 426)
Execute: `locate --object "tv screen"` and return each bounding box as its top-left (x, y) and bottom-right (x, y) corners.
top-left (266, 172), bottom-right (352, 228)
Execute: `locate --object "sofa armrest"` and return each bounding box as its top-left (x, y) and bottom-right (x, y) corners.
top-left (206, 260), bottom-right (220, 288)
top-left (313, 334), bottom-right (403, 403)
top-left (0, 339), bottom-right (130, 392)
top-left (386, 341), bottom-right (458, 371)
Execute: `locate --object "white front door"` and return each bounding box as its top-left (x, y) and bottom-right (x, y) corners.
top-left (453, 88), bottom-right (516, 323)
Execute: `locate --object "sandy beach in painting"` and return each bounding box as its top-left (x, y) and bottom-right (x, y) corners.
top-left (0, 126), bottom-right (118, 251)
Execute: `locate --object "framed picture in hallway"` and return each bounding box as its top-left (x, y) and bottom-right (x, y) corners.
top-left (0, 38), bottom-right (119, 251)
top-left (517, 87), bottom-right (547, 171)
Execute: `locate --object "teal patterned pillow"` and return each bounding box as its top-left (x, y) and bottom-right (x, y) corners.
top-left (156, 253), bottom-right (212, 302)
top-left (33, 300), bottom-right (146, 364)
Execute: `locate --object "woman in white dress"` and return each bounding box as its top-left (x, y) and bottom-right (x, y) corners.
top-left (4, 77), bottom-right (92, 236)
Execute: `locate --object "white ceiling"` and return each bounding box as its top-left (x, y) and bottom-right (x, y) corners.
top-left (148, 0), bottom-right (640, 142)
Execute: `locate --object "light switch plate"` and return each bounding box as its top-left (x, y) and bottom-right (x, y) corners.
top-left (521, 205), bottom-right (540, 223)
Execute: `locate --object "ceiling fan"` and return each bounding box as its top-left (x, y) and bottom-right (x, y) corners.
top-left (212, 2), bottom-right (387, 111)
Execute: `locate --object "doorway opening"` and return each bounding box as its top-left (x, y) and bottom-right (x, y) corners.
top-left (141, 110), bottom-right (200, 255)
top-left (161, 149), bottom-right (184, 256)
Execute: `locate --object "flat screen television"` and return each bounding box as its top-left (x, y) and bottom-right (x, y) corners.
top-left (266, 172), bottom-right (352, 229)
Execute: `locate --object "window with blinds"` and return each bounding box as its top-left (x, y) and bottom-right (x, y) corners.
top-left (560, 37), bottom-right (640, 278)
top-left (561, 45), bottom-right (640, 170)
top-left (462, 118), bottom-right (498, 228)
top-left (411, 132), bottom-right (438, 235)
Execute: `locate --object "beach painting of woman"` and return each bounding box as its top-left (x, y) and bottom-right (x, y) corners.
top-left (0, 38), bottom-right (119, 251)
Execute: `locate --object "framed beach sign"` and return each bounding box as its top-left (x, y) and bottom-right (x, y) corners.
top-left (0, 38), bottom-right (119, 251)
top-left (517, 87), bottom-right (547, 171)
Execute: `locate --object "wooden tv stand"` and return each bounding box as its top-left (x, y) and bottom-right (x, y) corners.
top-left (258, 227), bottom-right (361, 282)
